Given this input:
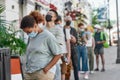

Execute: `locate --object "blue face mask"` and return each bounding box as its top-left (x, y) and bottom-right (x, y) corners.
top-left (28, 31), bottom-right (38, 38)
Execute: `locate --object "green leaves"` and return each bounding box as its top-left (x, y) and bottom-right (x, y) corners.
top-left (0, 4), bottom-right (5, 14)
top-left (76, 12), bottom-right (88, 24)
top-left (0, 4), bottom-right (26, 56)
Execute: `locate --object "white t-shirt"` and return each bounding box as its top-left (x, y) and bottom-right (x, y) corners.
top-left (65, 28), bottom-right (71, 40)
top-left (86, 32), bottom-right (93, 47)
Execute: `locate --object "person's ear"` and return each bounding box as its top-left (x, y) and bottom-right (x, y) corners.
top-left (34, 23), bottom-right (37, 28)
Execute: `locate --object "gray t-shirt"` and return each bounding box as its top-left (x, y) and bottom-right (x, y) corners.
top-left (26, 30), bottom-right (60, 73)
top-left (46, 25), bottom-right (68, 53)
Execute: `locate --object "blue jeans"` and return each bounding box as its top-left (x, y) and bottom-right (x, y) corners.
top-left (77, 45), bottom-right (88, 71)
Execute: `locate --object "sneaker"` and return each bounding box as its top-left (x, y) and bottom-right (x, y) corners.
top-left (94, 68), bottom-right (99, 71)
top-left (101, 68), bottom-right (105, 72)
top-left (80, 71), bottom-right (85, 74)
top-left (84, 73), bottom-right (89, 79)
top-left (90, 71), bottom-right (94, 74)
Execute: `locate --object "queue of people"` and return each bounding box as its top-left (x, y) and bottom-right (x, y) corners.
top-left (20, 10), bottom-right (107, 80)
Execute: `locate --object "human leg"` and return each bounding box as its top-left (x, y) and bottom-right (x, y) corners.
top-left (88, 47), bottom-right (94, 71)
top-left (81, 46), bottom-right (89, 79)
top-left (71, 47), bottom-right (79, 80)
top-left (94, 49), bottom-right (99, 71)
top-left (99, 48), bottom-right (105, 72)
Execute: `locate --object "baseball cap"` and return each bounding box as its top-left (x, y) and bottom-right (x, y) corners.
top-left (94, 24), bottom-right (102, 29)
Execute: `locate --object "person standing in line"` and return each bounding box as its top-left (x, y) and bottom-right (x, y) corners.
top-left (20, 14), bottom-right (62, 80)
top-left (77, 23), bottom-right (89, 79)
top-left (55, 15), bottom-right (71, 80)
top-left (29, 10), bottom-right (45, 29)
top-left (94, 24), bottom-right (106, 72)
top-left (45, 9), bottom-right (71, 80)
top-left (85, 28), bottom-right (95, 74)
top-left (64, 18), bottom-right (79, 80)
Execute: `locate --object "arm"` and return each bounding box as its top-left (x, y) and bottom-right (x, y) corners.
top-left (65, 28), bottom-right (71, 64)
top-left (70, 28), bottom-right (77, 44)
top-left (43, 54), bottom-right (61, 73)
top-left (66, 39), bottom-right (71, 63)
top-left (97, 33), bottom-right (106, 44)
top-left (43, 34), bottom-right (62, 73)
top-left (92, 37), bottom-right (95, 49)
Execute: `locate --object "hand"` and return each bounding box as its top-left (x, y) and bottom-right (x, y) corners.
top-left (43, 66), bottom-right (50, 74)
top-left (66, 53), bottom-right (71, 64)
top-left (70, 35), bottom-right (76, 43)
top-left (97, 41), bottom-right (101, 44)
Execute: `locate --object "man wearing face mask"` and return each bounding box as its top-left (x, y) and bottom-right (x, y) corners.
top-left (21, 14), bottom-right (62, 80)
top-left (64, 19), bottom-right (79, 80)
top-left (94, 24), bottom-right (106, 72)
top-left (77, 23), bottom-right (89, 79)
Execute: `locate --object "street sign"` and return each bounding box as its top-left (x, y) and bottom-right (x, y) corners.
top-left (97, 7), bottom-right (107, 22)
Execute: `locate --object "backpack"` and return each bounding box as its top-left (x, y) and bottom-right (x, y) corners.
top-left (100, 32), bottom-right (109, 48)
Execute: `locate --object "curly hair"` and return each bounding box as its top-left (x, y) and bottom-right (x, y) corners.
top-left (29, 10), bottom-right (44, 24)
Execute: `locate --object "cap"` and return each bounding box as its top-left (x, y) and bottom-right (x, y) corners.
top-left (94, 24), bottom-right (102, 29)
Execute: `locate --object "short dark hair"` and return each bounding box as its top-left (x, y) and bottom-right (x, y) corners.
top-left (55, 15), bottom-right (62, 22)
top-left (20, 15), bottom-right (35, 29)
top-left (66, 21), bottom-right (71, 26)
top-left (49, 9), bottom-right (58, 17)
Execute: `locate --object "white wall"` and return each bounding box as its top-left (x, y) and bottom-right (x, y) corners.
top-left (26, 3), bottom-right (35, 15)
top-left (5, 0), bottom-right (19, 21)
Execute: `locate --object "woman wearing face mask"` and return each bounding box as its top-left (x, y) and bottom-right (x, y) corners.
top-left (20, 14), bottom-right (62, 80)
top-left (45, 9), bottom-right (71, 80)
top-left (77, 23), bottom-right (89, 79)
top-left (29, 10), bottom-right (45, 29)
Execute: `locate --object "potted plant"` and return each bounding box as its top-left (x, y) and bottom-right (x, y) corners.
top-left (0, 4), bottom-right (26, 56)
top-left (0, 4), bottom-right (26, 80)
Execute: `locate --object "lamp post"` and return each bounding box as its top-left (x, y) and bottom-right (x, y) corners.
top-left (116, 0), bottom-right (120, 63)
top-left (107, 0), bottom-right (112, 46)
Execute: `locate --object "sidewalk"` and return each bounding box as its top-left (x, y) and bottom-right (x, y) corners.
top-left (70, 46), bottom-right (120, 80)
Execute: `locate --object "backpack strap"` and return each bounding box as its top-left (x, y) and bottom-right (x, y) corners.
top-left (63, 28), bottom-right (67, 41)
top-left (100, 32), bottom-right (108, 41)
top-left (100, 32), bottom-right (104, 40)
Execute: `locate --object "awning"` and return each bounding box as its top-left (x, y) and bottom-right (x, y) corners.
top-left (50, 3), bottom-right (57, 10)
top-left (35, 0), bottom-right (49, 9)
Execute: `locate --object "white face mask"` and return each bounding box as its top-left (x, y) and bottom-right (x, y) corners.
top-left (38, 23), bottom-right (45, 29)
top-left (81, 29), bottom-right (84, 31)
top-left (94, 29), bottom-right (98, 32)
top-left (28, 31), bottom-right (38, 38)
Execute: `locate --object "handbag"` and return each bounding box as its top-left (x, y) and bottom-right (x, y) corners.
top-left (103, 41), bottom-right (109, 48)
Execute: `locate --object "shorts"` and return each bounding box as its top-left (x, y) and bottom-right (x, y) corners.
top-left (94, 47), bottom-right (104, 55)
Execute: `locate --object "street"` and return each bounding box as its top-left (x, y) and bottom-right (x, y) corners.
top-left (70, 46), bottom-right (120, 80)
